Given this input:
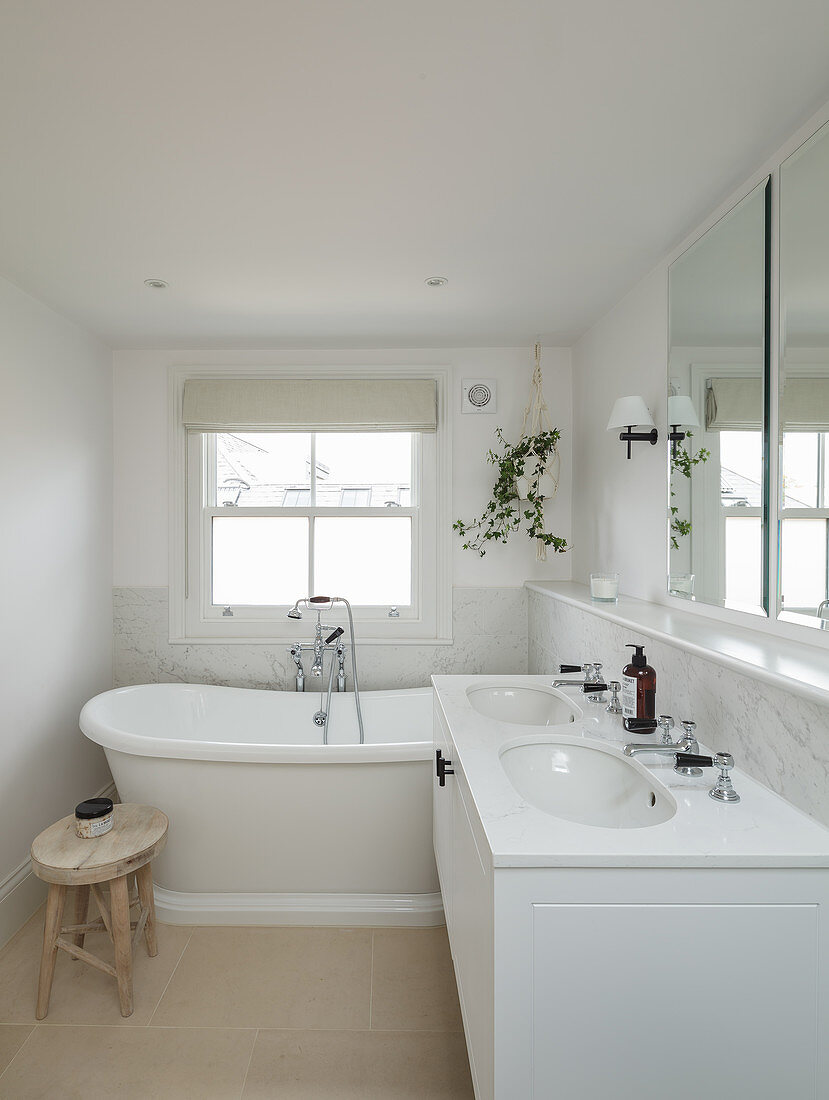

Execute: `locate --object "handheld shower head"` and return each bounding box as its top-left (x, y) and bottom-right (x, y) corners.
top-left (287, 602), bottom-right (303, 620)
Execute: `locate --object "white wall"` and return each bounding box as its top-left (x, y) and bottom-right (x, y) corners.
top-left (0, 276), bottom-right (113, 942)
top-left (571, 268), bottom-right (667, 601)
top-left (113, 347), bottom-right (573, 589)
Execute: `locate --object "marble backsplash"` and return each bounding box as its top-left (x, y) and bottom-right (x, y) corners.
top-left (528, 587), bottom-right (829, 828)
top-left (114, 586), bottom-right (528, 692)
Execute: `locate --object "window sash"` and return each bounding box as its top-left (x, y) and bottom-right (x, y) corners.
top-left (191, 430), bottom-right (423, 624)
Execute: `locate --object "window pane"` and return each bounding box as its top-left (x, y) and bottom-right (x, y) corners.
top-left (315, 433), bottom-right (412, 507)
top-left (724, 516), bottom-right (761, 608)
top-left (212, 517), bottom-right (308, 605)
top-left (215, 433), bottom-right (311, 507)
top-left (314, 517), bottom-right (411, 604)
top-left (781, 518), bottom-right (827, 610)
top-left (720, 431), bottom-right (762, 508)
top-left (782, 432), bottom-right (819, 508)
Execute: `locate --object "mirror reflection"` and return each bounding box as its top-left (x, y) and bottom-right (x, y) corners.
top-left (779, 121), bottom-right (829, 629)
top-left (667, 180), bottom-right (769, 613)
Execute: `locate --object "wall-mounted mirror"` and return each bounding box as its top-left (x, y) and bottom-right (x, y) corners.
top-left (779, 121), bottom-right (829, 631)
top-left (667, 178), bottom-right (770, 614)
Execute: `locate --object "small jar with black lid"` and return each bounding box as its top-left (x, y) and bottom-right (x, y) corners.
top-left (75, 797), bottom-right (114, 839)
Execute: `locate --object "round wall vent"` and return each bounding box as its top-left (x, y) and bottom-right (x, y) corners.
top-left (462, 379), bottom-right (497, 414)
top-left (468, 383), bottom-right (492, 407)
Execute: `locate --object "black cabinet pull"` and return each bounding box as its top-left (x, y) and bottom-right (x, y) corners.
top-left (435, 749), bottom-right (454, 787)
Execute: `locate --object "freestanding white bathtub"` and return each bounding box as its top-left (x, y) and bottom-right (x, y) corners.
top-left (79, 683), bottom-right (441, 926)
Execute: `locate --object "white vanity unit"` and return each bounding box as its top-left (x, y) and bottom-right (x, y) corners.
top-left (432, 675), bottom-right (829, 1100)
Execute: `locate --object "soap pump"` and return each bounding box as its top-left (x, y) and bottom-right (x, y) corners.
top-left (621, 643), bottom-right (656, 732)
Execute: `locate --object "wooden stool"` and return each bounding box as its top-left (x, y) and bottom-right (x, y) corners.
top-left (30, 803), bottom-right (168, 1019)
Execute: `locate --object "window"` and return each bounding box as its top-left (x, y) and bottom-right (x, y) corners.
top-left (780, 431), bottom-right (829, 616)
top-left (170, 370), bottom-right (449, 642)
top-left (208, 431), bottom-right (414, 608)
top-left (720, 431), bottom-right (763, 609)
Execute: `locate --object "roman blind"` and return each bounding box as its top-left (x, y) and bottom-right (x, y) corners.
top-left (779, 377), bottom-right (829, 432)
top-left (182, 378), bottom-right (437, 432)
top-left (705, 378), bottom-right (763, 431)
top-left (705, 375), bottom-right (829, 431)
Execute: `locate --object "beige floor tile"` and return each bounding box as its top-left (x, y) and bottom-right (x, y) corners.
top-left (371, 927), bottom-right (463, 1031)
top-left (0, 1024), bottom-right (33, 1075)
top-left (151, 926), bottom-right (372, 1029)
top-left (0, 901), bottom-right (193, 1025)
top-left (0, 1025), bottom-right (257, 1100)
top-left (242, 1028), bottom-right (474, 1099)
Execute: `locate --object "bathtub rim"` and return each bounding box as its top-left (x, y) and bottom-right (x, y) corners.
top-left (80, 682), bottom-right (434, 764)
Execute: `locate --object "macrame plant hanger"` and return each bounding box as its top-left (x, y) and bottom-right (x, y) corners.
top-left (519, 343), bottom-right (560, 562)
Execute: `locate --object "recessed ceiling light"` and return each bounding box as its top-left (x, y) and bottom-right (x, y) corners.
top-left (425, 276), bottom-right (448, 287)
top-left (144, 278), bottom-right (169, 289)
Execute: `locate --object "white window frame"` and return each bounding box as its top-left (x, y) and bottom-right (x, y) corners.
top-left (168, 366), bottom-right (452, 644)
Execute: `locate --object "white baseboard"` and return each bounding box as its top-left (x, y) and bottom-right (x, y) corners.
top-left (0, 780), bottom-right (118, 950)
top-left (153, 886), bottom-right (445, 927)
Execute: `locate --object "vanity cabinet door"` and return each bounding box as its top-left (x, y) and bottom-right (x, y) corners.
top-left (450, 775), bottom-right (494, 1100)
top-left (432, 703), bottom-right (454, 928)
top-left (531, 901), bottom-right (818, 1100)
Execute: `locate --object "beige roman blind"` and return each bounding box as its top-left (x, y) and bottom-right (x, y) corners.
top-left (705, 378), bottom-right (763, 431)
top-left (182, 378), bottom-right (438, 432)
top-left (779, 377), bottom-right (829, 431)
top-left (705, 375), bottom-right (829, 431)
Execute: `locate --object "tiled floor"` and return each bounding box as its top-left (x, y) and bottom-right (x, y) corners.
top-left (0, 894), bottom-right (473, 1098)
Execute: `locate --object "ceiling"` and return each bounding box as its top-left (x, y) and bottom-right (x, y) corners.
top-left (2, 0), bottom-right (829, 349)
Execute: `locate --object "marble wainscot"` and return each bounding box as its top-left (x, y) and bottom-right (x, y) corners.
top-left (528, 581), bottom-right (829, 829)
top-left (114, 586), bottom-right (528, 692)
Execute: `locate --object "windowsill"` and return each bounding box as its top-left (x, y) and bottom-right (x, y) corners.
top-left (526, 580), bottom-right (829, 707)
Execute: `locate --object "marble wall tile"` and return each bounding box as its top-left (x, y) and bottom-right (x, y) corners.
top-left (528, 588), bottom-right (829, 828)
top-left (113, 586), bottom-right (528, 693)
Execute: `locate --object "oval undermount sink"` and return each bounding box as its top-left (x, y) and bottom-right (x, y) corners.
top-left (499, 739), bottom-right (676, 828)
top-left (466, 685), bottom-right (582, 726)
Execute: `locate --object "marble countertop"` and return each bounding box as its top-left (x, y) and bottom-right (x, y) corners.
top-left (433, 674), bottom-right (829, 869)
top-left (525, 581), bottom-right (829, 707)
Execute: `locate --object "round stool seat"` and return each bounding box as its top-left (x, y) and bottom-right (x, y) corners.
top-left (31, 804), bottom-right (168, 885)
top-left (30, 803), bottom-right (168, 1020)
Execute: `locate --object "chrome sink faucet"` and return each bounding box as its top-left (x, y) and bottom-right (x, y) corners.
top-left (552, 662), bottom-right (604, 689)
top-left (623, 717), bottom-right (702, 775)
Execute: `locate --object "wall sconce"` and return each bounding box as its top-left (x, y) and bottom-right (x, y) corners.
top-left (667, 395), bottom-right (700, 458)
top-left (606, 396), bottom-right (658, 459)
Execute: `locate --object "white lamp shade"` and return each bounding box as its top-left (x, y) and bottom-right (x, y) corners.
top-left (607, 395), bottom-right (655, 431)
top-left (668, 395), bottom-right (700, 428)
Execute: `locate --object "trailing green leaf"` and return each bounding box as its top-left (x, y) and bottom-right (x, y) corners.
top-left (670, 431), bottom-right (709, 550)
top-left (454, 428), bottom-right (569, 557)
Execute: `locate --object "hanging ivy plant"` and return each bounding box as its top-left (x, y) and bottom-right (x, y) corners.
top-left (670, 432), bottom-right (710, 550)
top-left (454, 427), bottom-right (569, 557)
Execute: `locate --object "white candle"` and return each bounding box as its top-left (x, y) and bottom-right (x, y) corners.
top-left (590, 574), bottom-right (619, 600)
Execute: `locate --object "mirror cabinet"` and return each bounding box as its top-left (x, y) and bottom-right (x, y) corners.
top-left (668, 180), bottom-right (770, 614)
top-left (668, 117), bottom-right (829, 634)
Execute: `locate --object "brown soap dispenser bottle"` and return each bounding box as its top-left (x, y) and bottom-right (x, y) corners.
top-left (621, 643), bottom-right (656, 732)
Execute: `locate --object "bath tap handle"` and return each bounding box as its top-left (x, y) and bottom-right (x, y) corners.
top-left (580, 682), bottom-right (608, 693)
top-left (559, 664), bottom-right (582, 673)
top-left (325, 627), bottom-right (345, 644)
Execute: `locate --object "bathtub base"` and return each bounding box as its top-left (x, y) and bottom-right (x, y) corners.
top-left (153, 885), bottom-right (444, 927)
